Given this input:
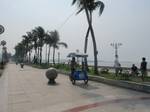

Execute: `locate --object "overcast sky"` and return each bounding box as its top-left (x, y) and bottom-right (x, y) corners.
top-left (0, 0), bottom-right (150, 63)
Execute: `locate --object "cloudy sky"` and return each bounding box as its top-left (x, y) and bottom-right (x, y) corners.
top-left (0, 0), bottom-right (150, 63)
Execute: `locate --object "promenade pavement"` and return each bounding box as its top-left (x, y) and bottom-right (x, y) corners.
top-left (0, 63), bottom-right (150, 112)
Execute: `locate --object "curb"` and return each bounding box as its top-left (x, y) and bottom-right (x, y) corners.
top-left (58, 70), bottom-right (150, 93)
top-left (88, 75), bottom-right (150, 93)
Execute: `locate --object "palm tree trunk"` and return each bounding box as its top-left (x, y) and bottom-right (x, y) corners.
top-left (84, 27), bottom-right (90, 53)
top-left (47, 45), bottom-right (51, 65)
top-left (37, 47), bottom-right (40, 64)
top-left (53, 47), bottom-right (55, 65)
top-left (40, 47), bottom-right (42, 65)
top-left (84, 12), bottom-right (92, 53)
top-left (29, 51), bottom-right (31, 63)
top-left (84, 27), bottom-right (90, 71)
top-left (84, 4), bottom-right (98, 74)
top-left (84, 12), bottom-right (92, 71)
top-left (34, 47), bottom-right (37, 64)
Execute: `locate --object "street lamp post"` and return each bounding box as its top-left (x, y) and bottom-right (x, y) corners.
top-left (111, 43), bottom-right (122, 76)
top-left (110, 43), bottom-right (122, 61)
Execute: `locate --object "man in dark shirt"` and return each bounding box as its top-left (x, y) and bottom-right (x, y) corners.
top-left (140, 57), bottom-right (147, 81)
top-left (69, 57), bottom-right (77, 81)
top-left (70, 57), bottom-right (77, 75)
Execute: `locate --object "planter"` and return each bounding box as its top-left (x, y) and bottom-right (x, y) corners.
top-left (20, 63), bottom-right (24, 68)
top-left (46, 68), bottom-right (58, 84)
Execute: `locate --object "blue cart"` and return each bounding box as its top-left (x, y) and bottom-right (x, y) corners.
top-left (67, 52), bottom-right (88, 85)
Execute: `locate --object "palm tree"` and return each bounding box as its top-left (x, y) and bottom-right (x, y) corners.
top-left (14, 42), bottom-right (26, 62)
top-left (34, 26), bottom-right (46, 65)
top-left (22, 33), bottom-right (32, 62)
top-left (51, 30), bottom-right (68, 65)
top-left (21, 39), bottom-right (28, 62)
top-left (26, 32), bottom-right (34, 63)
top-left (31, 30), bottom-right (38, 63)
top-left (28, 43), bottom-right (33, 63)
top-left (45, 32), bottom-right (53, 64)
top-left (72, 0), bottom-right (105, 74)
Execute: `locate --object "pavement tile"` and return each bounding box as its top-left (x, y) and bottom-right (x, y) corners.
top-left (0, 63), bottom-right (150, 112)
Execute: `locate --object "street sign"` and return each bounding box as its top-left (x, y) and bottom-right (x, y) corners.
top-left (0, 25), bottom-right (5, 35)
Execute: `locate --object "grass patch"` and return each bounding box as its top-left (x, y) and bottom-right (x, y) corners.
top-left (53, 64), bottom-right (70, 72)
top-left (88, 67), bottom-right (150, 83)
top-left (98, 73), bottom-right (150, 83)
top-left (30, 64), bottom-right (150, 84)
top-left (31, 63), bottom-right (49, 69)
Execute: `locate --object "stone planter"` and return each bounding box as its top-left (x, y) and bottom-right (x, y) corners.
top-left (20, 63), bottom-right (24, 68)
top-left (46, 68), bottom-right (58, 84)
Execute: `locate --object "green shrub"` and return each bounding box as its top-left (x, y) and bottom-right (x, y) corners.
top-left (53, 64), bottom-right (70, 72)
top-left (100, 68), bottom-right (109, 74)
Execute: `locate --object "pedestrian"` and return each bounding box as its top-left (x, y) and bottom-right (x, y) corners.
top-left (140, 57), bottom-right (147, 81)
top-left (131, 64), bottom-right (138, 76)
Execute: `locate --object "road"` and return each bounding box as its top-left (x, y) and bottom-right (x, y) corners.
top-left (0, 63), bottom-right (150, 112)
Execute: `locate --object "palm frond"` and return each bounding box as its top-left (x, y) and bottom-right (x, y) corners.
top-left (76, 7), bottom-right (84, 14)
top-left (58, 42), bottom-right (68, 48)
top-left (22, 35), bottom-right (28, 39)
top-left (72, 0), bottom-right (77, 5)
top-left (96, 1), bottom-right (105, 16)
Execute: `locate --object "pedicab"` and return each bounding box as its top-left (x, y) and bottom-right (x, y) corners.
top-left (67, 52), bottom-right (88, 85)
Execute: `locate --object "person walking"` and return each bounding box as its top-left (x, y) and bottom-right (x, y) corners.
top-left (140, 57), bottom-right (147, 81)
top-left (69, 57), bottom-right (77, 81)
top-left (131, 64), bottom-right (138, 76)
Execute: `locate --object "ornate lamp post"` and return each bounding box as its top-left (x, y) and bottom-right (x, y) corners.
top-left (110, 43), bottom-right (122, 66)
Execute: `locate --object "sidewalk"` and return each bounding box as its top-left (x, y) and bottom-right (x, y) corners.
top-left (1, 64), bottom-right (150, 112)
top-left (0, 68), bottom-right (8, 112)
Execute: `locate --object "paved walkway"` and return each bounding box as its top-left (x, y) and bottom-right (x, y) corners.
top-left (0, 63), bottom-right (150, 112)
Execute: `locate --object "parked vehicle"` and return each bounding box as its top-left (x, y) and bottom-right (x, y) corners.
top-left (67, 52), bottom-right (88, 85)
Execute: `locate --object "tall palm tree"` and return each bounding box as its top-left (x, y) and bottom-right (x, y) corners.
top-left (26, 32), bottom-right (34, 63)
top-left (22, 33), bottom-right (32, 62)
top-left (21, 39), bottom-right (28, 62)
top-left (28, 43), bottom-right (33, 63)
top-left (44, 33), bottom-right (48, 63)
top-left (45, 32), bottom-right (53, 64)
top-left (31, 30), bottom-right (38, 63)
top-left (72, 0), bottom-right (105, 74)
top-left (34, 26), bottom-right (46, 65)
top-left (14, 42), bottom-right (26, 62)
top-left (51, 30), bottom-right (68, 65)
